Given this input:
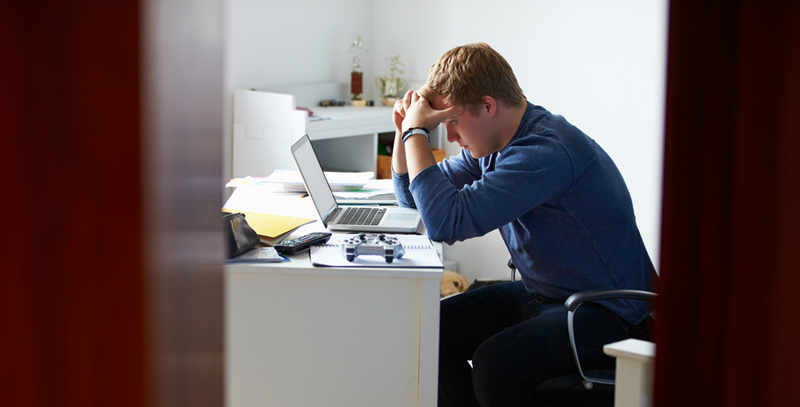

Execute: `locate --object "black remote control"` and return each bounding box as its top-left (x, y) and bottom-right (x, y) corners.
top-left (274, 232), bottom-right (332, 255)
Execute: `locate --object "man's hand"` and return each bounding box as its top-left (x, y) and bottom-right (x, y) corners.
top-left (399, 90), bottom-right (460, 132)
top-left (392, 90), bottom-right (460, 181)
top-left (392, 98), bottom-right (405, 132)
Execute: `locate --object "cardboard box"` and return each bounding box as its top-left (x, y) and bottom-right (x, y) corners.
top-left (432, 148), bottom-right (446, 163)
top-left (377, 155), bottom-right (392, 179)
top-left (377, 149), bottom-right (446, 179)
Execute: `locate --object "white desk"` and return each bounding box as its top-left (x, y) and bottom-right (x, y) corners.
top-left (224, 186), bottom-right (443, 407)
top-left (603, 339), bottom-right (656, 407)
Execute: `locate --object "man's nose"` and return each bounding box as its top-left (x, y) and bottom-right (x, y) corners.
top-left (446, 126), bottom-right (458, 143)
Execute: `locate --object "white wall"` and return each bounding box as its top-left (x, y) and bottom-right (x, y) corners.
top-left (225, 0), bottom-right (668, 282)
top-left (224, 0), bottom-right (375, 196)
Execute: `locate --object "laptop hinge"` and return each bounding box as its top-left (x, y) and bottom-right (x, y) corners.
top-left (322, 207), bottom-right (336, 227)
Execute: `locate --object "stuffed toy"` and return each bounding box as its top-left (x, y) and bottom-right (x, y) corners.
top-left (441, 270), bottom-right (470, 298)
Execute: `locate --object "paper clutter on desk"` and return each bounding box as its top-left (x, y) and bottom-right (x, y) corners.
top-left (226, 176), bottom-right (270, 187)
top-left (226, 247), bottom-right (289, 263)
top-left (222, 208), bottom-right (314, 239)
top-left (333, 178), bottom-right (397, 203)
top-left (226, 171), bottom-right (374, 191)
top-left (260, 169), bottom-right (374, 192)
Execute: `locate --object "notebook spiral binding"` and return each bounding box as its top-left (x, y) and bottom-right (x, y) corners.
top-left (318, 243), bottom-right (431, 250)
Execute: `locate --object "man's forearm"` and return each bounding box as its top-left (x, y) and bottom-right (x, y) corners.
top-left (391, 129), bottom-right (408, 175)
top-left (403, 134), bottom-right (437, 182)
top-left (391, 129), bottom-right (437, 181)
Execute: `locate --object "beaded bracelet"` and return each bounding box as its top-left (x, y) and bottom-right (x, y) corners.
top-left (401, 127), bottom-right (430, 144)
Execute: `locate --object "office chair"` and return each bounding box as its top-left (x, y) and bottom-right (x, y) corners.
top-left (507, 261), bottom-right (657, 407)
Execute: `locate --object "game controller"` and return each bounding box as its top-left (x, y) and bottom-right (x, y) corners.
top-left (340, 233), bottom-right (406, 263)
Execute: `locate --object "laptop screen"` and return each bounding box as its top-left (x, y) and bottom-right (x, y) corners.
top-left (290, 135), bottom-right (337, 224)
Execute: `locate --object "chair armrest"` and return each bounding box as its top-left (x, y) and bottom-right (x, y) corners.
top-left (565, 289), bottom-right (657, 312)
top-left (565, 289), bottom-right (656, 389)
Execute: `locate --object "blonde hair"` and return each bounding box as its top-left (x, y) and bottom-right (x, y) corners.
top-left (418, 43), bottom-right (526, 114)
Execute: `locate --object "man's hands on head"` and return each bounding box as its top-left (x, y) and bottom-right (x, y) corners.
top-left (392, 97), bottom-right (405, 133)
top-left (391, 90), bottom-right (460, 182)
top-left (395, 90), bottom-right (461, 132)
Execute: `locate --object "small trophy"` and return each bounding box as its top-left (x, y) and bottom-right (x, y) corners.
top-left (348, 36), bottom-right (368, 106)
top-left (375, 55), bottom-right (407, 106)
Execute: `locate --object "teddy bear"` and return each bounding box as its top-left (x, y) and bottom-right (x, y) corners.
top-left (441, 270), bottom-right (470, 298)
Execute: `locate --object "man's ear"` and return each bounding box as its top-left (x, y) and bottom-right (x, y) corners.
top-left (481, 96), bottom-right (498, 118)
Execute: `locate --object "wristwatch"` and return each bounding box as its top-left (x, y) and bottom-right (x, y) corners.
top-left (402, 127), bottom-right (430, 144)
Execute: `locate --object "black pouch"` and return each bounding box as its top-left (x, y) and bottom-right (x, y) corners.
top-left (222, 212), bottom-right (260, 258)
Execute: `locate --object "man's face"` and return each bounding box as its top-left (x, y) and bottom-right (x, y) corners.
top-left (431, 96), bottom-right (494, 159)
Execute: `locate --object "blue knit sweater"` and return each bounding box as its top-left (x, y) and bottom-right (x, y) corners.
top-left (393, 102), bottom-right (655, 324)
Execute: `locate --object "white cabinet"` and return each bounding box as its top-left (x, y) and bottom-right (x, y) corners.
top-left (232, 84), bottom-right (444, 178)
top-left (232, 86), bottom-right (395, 178)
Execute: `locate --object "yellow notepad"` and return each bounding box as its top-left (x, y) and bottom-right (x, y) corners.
top-left (222, 209), bottom-right (314, 238)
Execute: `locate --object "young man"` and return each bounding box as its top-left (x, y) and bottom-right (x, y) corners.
top-left (391, 43), bottom-right (656, 407)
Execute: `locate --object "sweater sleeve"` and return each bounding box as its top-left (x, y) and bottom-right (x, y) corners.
top-left (410, 136), bottom-right (575, 244)
top-left (392, 147), bottom-right (481, 209)
top-left (437, 148), bottom-right (483, 190)
top-left (391, 168), bottom-right (417, 209)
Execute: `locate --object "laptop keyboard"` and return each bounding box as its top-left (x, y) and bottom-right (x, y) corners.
top-left (331, 207), bottom-right (386, 225)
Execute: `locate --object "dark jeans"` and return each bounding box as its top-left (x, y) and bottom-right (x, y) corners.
top-left (438, 281), bottom-right (649, 407)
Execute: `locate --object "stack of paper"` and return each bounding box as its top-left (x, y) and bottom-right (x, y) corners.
top-left (227, 169), bottom-right (375, 192)
top-left (333, 178), bottom-right (397, 203)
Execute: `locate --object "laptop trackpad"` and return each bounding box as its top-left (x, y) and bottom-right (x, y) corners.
top-left (386, 213), bottom-right (418, 222)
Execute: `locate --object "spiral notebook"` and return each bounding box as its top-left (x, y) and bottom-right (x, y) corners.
top-left (309, 234), bottom-right (443, 268)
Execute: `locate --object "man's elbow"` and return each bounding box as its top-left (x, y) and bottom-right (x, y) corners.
top-left (398, 199), bottom-right (417, 209)
top-left (426, 228), bottom-right (445, 243)
top-left (424, 225), bottom-right (458, 245)
top-left (424, 216), bottom-right (482, 245)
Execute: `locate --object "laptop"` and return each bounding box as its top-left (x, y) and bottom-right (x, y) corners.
top-left (290, 134), bottom-right (422, 233)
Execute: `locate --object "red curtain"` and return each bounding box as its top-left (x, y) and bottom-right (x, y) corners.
top-left (0, 1), bottom-right (146, 406)
top-left (656, 1), bottom-right (800, 405)
top-left (1, 1), bottom-right (224, 406)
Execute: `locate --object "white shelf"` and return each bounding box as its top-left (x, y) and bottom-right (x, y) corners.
top-left (309, 105), bottom-right (394, 140)
top-left (232, 87), bottom-right (395, 178)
